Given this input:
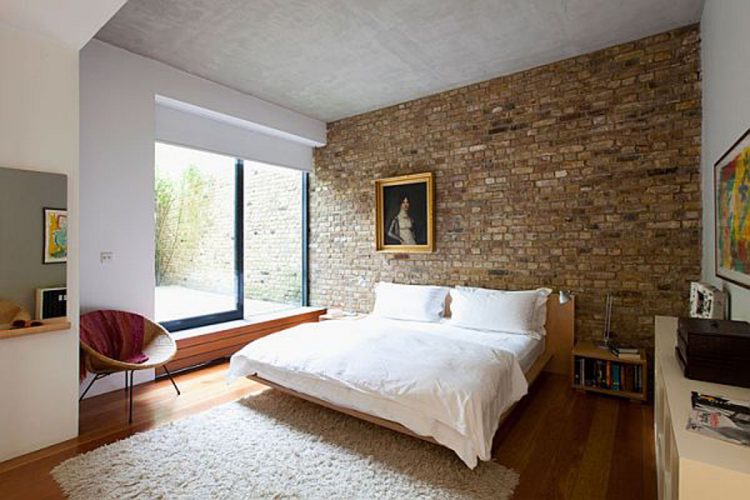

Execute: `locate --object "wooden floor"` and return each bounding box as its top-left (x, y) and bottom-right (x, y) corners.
top-left (0, 362), bottom-right (656, 499)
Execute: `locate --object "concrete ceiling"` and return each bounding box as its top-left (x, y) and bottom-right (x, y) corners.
top-left (95, 0), bottom-right (704, 122)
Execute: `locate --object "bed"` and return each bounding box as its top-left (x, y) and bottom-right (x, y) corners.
top-left (228, 292), bottom-right (574, 468)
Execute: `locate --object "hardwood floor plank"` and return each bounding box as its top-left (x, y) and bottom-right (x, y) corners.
top-left (569, 397), bottom-right (619, 500)
top-left (641, 403), bottom-right (658, 500)
top-left (606, 401), bottom-right (649, 499)
top-left (0, 364), bottom-right (657, 499)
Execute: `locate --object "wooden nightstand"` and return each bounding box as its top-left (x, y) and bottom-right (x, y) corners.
top-left (572, 341), bottom-right (647, 402)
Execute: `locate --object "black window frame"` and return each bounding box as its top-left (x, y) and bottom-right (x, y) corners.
top-left (301, 171), bottom-right (309, 307)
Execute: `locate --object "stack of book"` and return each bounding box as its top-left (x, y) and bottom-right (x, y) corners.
top-left (609, 346), bottom-right (640, 360)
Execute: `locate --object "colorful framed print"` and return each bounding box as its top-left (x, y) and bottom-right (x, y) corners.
top-left (715, 128), bottom-right (750, 288)
top-left (44, 208), bottom-right (67, 264)
top-left (375, 172), bottom-right (434, 253)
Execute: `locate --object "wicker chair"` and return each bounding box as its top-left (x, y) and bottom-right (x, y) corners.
top-left (0, 299), bottom-right (31, 329)
top-left (79, 310), bottom-right (180, 423)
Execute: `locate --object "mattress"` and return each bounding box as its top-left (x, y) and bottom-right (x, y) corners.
top-left (228, 316), bottom-right (542, 467)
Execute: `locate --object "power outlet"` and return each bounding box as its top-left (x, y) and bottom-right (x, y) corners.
top-left (100, 251), bottom-right (113, 264)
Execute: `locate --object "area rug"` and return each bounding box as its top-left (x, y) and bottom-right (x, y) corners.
top-left (53, 390), bottom-right (518, 499)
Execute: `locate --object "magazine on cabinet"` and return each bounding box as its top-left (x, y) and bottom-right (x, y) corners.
top-left (686, 392), bottom-right (750, 447)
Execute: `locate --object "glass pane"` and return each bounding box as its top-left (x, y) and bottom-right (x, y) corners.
top-left (154, 142), bottom-right (239, 324)
top-left (244, 161), bottom-right (302, 317)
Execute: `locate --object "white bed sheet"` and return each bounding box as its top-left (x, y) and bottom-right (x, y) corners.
top-left (393, 318), bottom-right (545, 373)
top-left (228, 316), bottom-right (541, 468)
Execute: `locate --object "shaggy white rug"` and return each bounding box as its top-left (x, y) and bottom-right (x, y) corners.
top-left (53, 391), bottom-right (518, 499)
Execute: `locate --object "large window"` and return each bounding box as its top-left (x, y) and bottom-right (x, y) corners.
top-left (154, 142), bottom-right (306, 331)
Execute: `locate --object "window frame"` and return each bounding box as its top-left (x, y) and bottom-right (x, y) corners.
top-left (156, 147), bottom-right (310, 332)
top-left (301, 171), bottom-right (309, 307)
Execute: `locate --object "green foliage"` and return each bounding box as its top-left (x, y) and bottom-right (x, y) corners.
top-left (155, 165), bottom-right (212, 285)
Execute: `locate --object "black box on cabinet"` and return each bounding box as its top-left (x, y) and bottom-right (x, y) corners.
top-left (676, 317), bottom-right (750, 388)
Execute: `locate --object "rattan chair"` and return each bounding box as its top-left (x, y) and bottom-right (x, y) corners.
top-left (0, 299), bottom-right (31, 329)
top-left (79, 310), bottom-right (180, 423)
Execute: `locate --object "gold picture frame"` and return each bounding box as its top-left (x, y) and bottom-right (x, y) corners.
top-left (375, 172), bottom-right (434, 253)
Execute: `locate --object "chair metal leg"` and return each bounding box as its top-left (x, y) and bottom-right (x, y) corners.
top-left (124, 370), bottom-right (129, 393)
top-left (162, 365), bottom-right (181, 396)
top-left (79, 373), bottom-right (104, 401)
top-left (128, 370), bottom-right (134, 424)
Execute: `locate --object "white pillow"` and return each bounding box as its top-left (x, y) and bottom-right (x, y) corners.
top-left (372, 282), bottom-right (449, 323)
top-left (448, 286), bottom-right (552, 338)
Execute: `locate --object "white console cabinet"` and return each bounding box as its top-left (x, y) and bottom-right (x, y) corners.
top-left (654, 316), bottom-right (750, 499)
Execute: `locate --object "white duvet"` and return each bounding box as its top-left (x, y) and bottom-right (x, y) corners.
top-left (228, 316), bottom-right (529, 468)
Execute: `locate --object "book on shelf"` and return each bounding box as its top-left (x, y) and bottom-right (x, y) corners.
top-left (612, 364), bottom-right (621, 391)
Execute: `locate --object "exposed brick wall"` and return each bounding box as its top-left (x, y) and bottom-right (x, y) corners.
top-left (310, 25), bottom-right (702, 351)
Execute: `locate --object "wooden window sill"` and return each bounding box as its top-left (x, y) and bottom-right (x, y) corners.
top-left (0, 318), bottom-right (72, 340)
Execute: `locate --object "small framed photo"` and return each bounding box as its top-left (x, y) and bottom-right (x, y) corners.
top-left (43, 208), bottom-right (67, 264)
top-left (375, 172), bottom-right (434, 253)
top-left (715, 127), bottom-right (750, 288)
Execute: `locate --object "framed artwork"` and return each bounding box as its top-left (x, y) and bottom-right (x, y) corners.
top-left (689, 282), bottom-right (726, 320)
top-left (43, 208), bottom-right (67, 264)
top-left (375, 172), bottom-right (434, 253)
top-left (715, 127), bottom-right (750, 288)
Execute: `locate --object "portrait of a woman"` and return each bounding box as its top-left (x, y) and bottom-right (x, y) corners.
top-left (387, 196), bottom-right (417, 245)
top-left (375, 172), bottom-right (434, 252)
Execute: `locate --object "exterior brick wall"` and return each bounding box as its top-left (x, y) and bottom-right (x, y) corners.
top-left (162, 163), bottom-right (302, 305)
top-left (160, 167), bottom-right (235, 296)
top-left (310, 25), bottom-right (702, 351)
top-left (244, 163), bottom-right (302, 304)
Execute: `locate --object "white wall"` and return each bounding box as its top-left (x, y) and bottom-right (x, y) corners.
top-left (155, 104), bottom-right (314, 172)
top-left (701, 0), bottom-right (750, 321)
top-left (0, 23), bottom-right (80, 461)
top-left (0, 0), bottom-right (125, 49)
top-left (79, 40), bottom-right (326, 397)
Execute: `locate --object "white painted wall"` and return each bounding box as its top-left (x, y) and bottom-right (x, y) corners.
top-left (701, 0), bottom-right (750, 321)
top-left (0, 23), bottom-right (80, 461)
top-left (79, 40), bottom-right (326, 398)
top-left (0, 0), bottom-right (125, 50)
top-left (155, 104), bottom-right (314, 172)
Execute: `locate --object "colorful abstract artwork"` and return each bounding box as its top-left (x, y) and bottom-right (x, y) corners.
top-left (715, 128), bottom-right (750, 288)
top-left (44, 208), bottom-right (67, 264)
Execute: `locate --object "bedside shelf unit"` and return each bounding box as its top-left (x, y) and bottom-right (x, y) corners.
top-left (572, 341), bottom-right (647, 402)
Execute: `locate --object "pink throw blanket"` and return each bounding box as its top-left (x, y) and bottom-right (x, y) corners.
top-left (80, 310), bottom-right (149, 381)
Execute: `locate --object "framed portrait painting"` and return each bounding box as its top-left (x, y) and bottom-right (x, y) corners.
top-left (715, 128), bottom-right (750, 288)
top-left (44, 208), bottom-right (67, 264)
top-left (375, 172), bottom-right (434, 253)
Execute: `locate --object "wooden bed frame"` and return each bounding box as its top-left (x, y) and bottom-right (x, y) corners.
top-left (248, 294), bottom-right (575, 446)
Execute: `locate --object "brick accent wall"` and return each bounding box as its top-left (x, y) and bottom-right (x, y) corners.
top-left (310, 25), bottom-right (702, 350)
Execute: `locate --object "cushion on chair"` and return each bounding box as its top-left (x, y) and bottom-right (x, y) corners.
top-left (80, 310), bottom-right (150, 365)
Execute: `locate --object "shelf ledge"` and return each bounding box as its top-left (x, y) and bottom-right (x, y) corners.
top-left (0, 319), bottom-right (71, 340)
